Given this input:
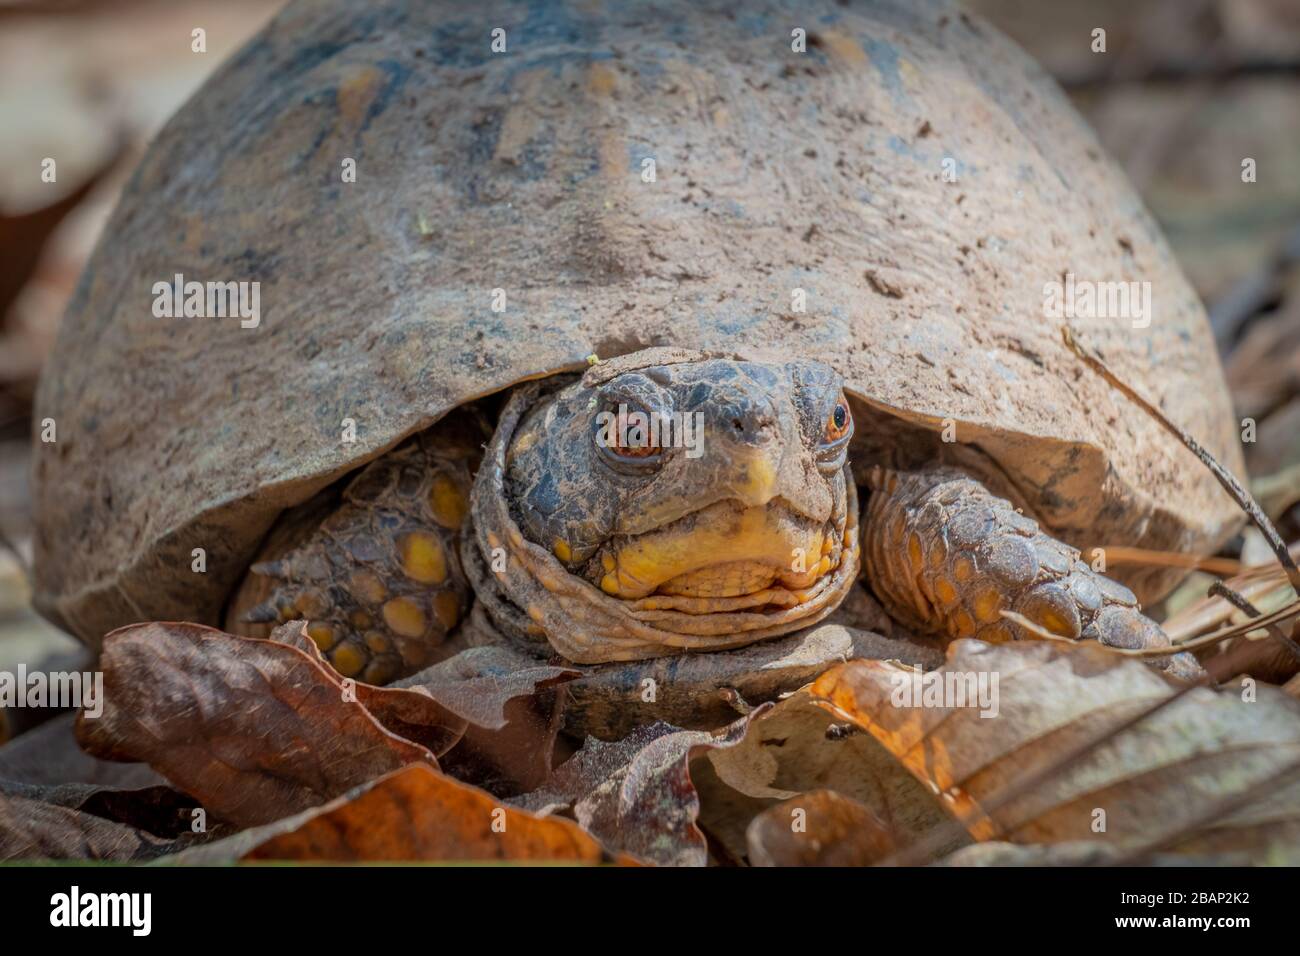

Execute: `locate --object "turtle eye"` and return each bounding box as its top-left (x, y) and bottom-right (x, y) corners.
top-left (822, 396), bottom-right (852, 445)
top-left (595, 402), bottom-right (664, 468)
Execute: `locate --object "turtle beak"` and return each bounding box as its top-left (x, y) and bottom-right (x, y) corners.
top-left (722, 446), bottom-right (788, 509)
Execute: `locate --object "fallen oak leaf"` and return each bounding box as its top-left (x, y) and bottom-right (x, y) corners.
top-left (0, 712), bottom-right (164, 789)
top-left (515, 710), bottom-right (768, 866)
top-left (396, 645), bottom-right (581, 795)
top-left (0, 790), bottom-right (182, 862)
top-left (394, 644), bottom-right (581, 730)
top-left (275, 626), bottom-right (578, 792)
top-left (746, 789), bottom-right (896, 867)
top-left (810, 639), bottom-right (1300, 861)
top-left (271, 621), bottom-right (467, 756)
top-left (697, 689), bottom-right (959, 862)
top-left (0, 777), bottom-right (204, 840)
top-left (167, 763), bottom-right (633, 864)
top-left (76, 622), bottom-right (439, 828)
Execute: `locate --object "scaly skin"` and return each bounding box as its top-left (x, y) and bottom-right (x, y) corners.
top-left (227, 419), bottom-right (483, 682)
top-left (861, 468), bottom-right (1202, 678)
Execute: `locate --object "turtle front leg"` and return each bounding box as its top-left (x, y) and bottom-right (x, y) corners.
top-left (226, 417), bottom-right (484, 684)
top-left (861, 468), bottom-right (1202, 679)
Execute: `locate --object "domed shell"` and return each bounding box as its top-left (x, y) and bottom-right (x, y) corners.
top-left (33, 0), bottom-right (1243, 647)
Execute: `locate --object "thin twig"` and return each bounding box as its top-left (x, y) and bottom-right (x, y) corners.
top-left (1062, 326), bottom-right (1300, 596)
top-left (1208, 580), bottom-right (1300, 666)
top-left (1097, 545), bottom-right (1241, 577)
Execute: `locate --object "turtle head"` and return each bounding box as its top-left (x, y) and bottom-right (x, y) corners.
top-left (468, 350), bottom-right (860, 664)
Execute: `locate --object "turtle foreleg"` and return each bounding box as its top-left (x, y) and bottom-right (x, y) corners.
top-left (225, 418), bottom-right (484, 684)
top-left (861, 468), bottom-right (1202, 678)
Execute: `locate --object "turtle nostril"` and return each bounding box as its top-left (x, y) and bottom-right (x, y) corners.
top-left (732, 418), bottom-right (745, 433)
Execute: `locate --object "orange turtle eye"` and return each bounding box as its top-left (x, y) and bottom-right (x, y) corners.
top-left (823, 397), bottom-right (852, 444)
top-left (609, 407), bottom-right (660, 459)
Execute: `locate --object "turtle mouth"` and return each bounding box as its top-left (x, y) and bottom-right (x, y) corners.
top-left (586, 499), bottom-right (848, 614)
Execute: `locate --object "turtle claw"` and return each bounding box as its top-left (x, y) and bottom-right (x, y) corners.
top-left (250, 559), bottom-right (289, 580)
top-left (242, 600), bottom-right (283, 625)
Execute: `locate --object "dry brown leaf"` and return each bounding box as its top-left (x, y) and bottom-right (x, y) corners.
top-left (696, 689), bottom-right (960, 862)
top-left (746, 789), bottom-right (896, 866)
top-left (270, 621), bottom-right (467, 755)
top-left (76, 622), bottom-right (439, 827)
top-left (233, 764), bottom-right (629, 864)
top-left (516, 712), bottom-right (765, 866)
top-left (811, 639), bottom-right (1300, 861)
top-left (0, 791), bottom-right (178, 862)
top-left (395, 645), bottom-right (580, 729)
top-left (0, 712), bottom-right (163, 790)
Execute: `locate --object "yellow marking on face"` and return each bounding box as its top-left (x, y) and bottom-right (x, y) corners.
top-left (736, 457), bottom-right (778, 507)
top-left (399, 532), bottom-right (448, 584)
top-left (382, 597), bottom-right (427, 638)
top-left (553, 539), bottom-right (572, 563)
top-left (608, 505), bottom-right (825, 598)
top-left (428, 474), bottom-right (468, 529)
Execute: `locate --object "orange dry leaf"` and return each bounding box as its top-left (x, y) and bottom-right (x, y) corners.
top-left (243, 764), bottom-right (631, 864)
top-left (810, 639), bottom-right (1300, 862)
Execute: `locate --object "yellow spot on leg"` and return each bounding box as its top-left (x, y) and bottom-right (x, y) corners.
top-left (331, 642), bottom-right (366, 678)
top-left (307, 624), bottom-right (337, 651)
top-left (349, 570), bottom-right (387, 604)
top-left (363, 659), bottom-right (398, 685)
top-left (399, 532), bottom-right (447, 584)
top-left (383, 597), bottom-right (428, 638)
top-left (432, 590), bottom-right (460, 631)
top-left (428, 474), bottom-right (468, 529)
top-left (553, 539), bottom-right (572, 563)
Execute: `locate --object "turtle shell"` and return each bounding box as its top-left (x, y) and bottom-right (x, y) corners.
top-left (32, 0), bottom-right (1244, 648)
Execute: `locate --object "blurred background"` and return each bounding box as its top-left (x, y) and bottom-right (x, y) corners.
top-left (2, 0), bottom-right (1300, 725)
